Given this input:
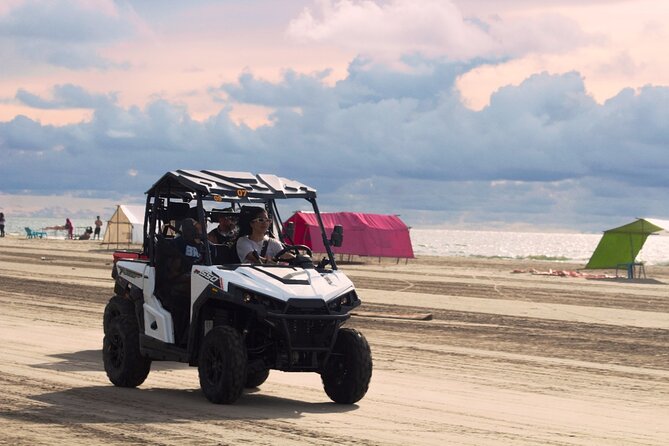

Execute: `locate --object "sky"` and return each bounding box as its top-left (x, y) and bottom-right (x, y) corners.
top-left (1, 0), bottom-right (669, 232)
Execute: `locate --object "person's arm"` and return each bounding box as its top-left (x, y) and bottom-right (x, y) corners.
top-left (236, 237), bottom-right (255, 263)
top-left (268, 239), bottom-right (295, 262)
top-left (207, 229), bottom-right (218, 244)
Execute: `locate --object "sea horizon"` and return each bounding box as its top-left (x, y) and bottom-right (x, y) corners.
top-left (5, 216), bottom-right (669, 266)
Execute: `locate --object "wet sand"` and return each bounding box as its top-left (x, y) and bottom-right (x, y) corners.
top-left (0, 236), bottom-right (668, 445)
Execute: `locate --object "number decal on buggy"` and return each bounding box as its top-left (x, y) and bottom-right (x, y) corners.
top-left (236, 189), bottom-right (248, 197)
top-left (212, 194), bottom-right (223, 202)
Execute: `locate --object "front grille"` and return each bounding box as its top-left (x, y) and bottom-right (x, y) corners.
top-left (284, 298), bottom-right (328, 314)
top-left (286, 319), bottom-right (337, 349)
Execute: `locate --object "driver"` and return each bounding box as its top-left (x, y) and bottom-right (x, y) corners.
top-left (236, 207), bottom-right (292, 264)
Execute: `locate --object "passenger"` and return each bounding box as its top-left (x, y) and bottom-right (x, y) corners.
top-left (163, 218), bottom-right (204, 345)
top-left (208, 208), bottom-right (239, 264)
top-left (208, 208), bottom-right (238, 244)
top-left (236, 207), bottom-right (291, 264)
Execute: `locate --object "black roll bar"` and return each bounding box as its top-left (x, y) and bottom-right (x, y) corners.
top-left (308, 197), bottom-right (338, 270)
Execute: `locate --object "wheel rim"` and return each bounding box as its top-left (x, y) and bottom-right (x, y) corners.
top-left (108, 333), bottom-right (125, 368)
top-left (330, 355), bottom-right (348, 385)
top-left (203, 345), bottom-right (224, 385)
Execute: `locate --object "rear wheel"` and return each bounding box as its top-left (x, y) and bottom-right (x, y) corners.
top-left (103, 295), bottom-right (135, 334)
top-left (245, 368), bottom-right (270, 388)
top-left (321, 328), bottom-right (372, 404)
top-left (198, 326), bottom-right (247, 404)
top-left (103, 315), bottom-right (151, 387)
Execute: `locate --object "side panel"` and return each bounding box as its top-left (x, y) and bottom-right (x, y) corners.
top-left (191, 266), bottom-right (220, 320)
top-left (142, 265), bottom-right (175, 344)
top-left (143, 299), bottom-right (175, 344)
top-left (116, 260), bottom-right (147, 288)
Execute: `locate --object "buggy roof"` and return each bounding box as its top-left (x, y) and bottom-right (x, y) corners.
top-left (146, 169), bottom-right (317, 201)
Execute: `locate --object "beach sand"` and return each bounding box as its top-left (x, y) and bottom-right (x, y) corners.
top-left (0, 236), bottom-right (668, 445)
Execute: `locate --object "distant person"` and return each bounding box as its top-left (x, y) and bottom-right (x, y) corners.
top-left (0, 212), bottom-right (5, 237)
top-left (236, 207), bottom-right (292, 264)
top-left (79, 227), bottom-right (93, 240)
top-left (94, 216), bottom-right (103, 240)
top-left (65, 218), bottom-right (74, 239)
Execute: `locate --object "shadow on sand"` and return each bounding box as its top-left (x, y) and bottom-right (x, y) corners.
top-left (1, 384), bottom-right (356, 426)
top-left (18, 348), bottom-right (357, 424)
top-left (31, 349), bottom-right (190, 372)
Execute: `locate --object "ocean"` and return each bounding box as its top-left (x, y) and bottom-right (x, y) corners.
top-left (410, 228), bottom-right (669, 266)
top-left (4, 217), bottom-right (669, 266)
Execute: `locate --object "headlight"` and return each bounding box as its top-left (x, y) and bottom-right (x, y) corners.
top-left (327, 291), bottom-right (357, 312)
top-left (230, 285), bottom-right (283, 310)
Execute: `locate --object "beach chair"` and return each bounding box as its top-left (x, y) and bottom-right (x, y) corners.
top-left (25, 227), bottom-right (47, 239)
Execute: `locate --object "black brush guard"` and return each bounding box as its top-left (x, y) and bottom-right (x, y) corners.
top-left (265, 298), bottom-right (350, 371)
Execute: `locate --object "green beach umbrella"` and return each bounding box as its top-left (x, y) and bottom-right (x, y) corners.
top-left (585, 218), bottom-right (668, 269)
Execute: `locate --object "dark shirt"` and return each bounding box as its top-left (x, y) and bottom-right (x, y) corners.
top-left (207, 228), bottom-right (239, 264)
top-left (208, 227), bottom-right (236, 245)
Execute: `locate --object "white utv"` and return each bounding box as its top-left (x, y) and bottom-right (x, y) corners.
top-left (103, 170), bottom-right (372, 404)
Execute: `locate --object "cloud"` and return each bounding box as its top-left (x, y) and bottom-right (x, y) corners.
top-left (16, 84), bottom-right (117, 109)
top-left (287, 0), bottom-right (495, 60)
top-left (0, 0), bottom-right (141, 69)
top-left (1, 59), bottom-right (669, 230)
top-left (219, 69), bottom-right (333, 108)
top-left (287, 0), bottom-right (598, 63)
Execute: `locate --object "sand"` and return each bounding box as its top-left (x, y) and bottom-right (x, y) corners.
top-left (0, 236), bottom-right (668, 445)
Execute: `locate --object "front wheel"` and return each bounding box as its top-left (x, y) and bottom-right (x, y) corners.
top-left (103, 315), bottom-right (151, 387)
top-left (321, 328), bottom-right (373, 404)
top-left (103, 295), bottom-right (135, 334)
top-left (198, 326), bottom-right (247, 404)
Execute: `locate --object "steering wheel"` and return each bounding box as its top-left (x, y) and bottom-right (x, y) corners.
top-left (272, 244), bottom-right (313, 263)
top-left (316, 256), bottom-right (332, 269)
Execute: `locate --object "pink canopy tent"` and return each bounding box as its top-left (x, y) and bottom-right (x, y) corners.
top-left (284, 212), bottom-right (414, 259)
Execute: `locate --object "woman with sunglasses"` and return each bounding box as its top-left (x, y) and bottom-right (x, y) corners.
top-left (236, 207), bottom-right (291, 264)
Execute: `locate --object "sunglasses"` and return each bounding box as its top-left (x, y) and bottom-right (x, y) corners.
top-left (252, 218), bottom-right (271, 223)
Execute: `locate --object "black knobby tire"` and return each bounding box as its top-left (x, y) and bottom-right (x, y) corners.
top-left (103, 295), bottom-right (135, 334)
top-left (103, 315), bottom-right (152, 387)
top-left (245, 368), bottom-right (270, 388)
top-left (198, 326), bottom-right (247, 404)
top-left (321, 328), bottom-right (373, 404)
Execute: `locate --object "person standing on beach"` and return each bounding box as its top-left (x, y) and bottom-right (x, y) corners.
top-left (94, 216), bottom-right (103, 240)
top-left (65, 218), bottom-right (74, 239)
top-left (0, 212), bottom-right (5, 237)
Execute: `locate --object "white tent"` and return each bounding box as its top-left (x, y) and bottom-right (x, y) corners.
top-left (102, 205), bottom-right (145, 247)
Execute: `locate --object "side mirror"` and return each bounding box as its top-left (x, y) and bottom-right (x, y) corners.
top-left (285, 221), bottom-right (295, 240)
top-left (330, 225), bottom-right (343, 247)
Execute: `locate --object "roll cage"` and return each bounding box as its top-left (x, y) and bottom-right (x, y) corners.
top-left (142, 169), bottom-right (339, 269)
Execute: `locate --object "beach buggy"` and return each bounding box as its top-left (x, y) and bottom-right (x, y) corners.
top-left (103, 170), bottom-right (372, 404)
